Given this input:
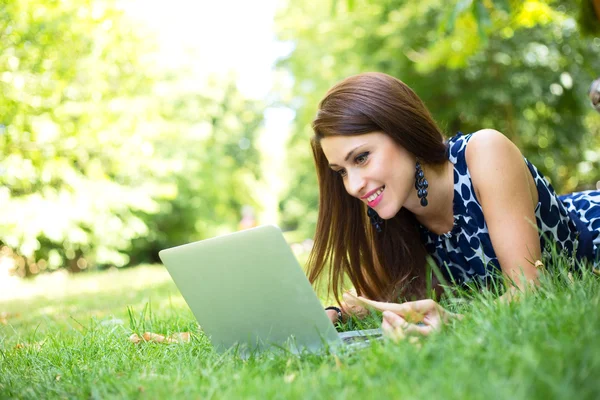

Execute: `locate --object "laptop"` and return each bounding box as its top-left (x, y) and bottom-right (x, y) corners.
top-left (158, 224), bottom-right (382, 357)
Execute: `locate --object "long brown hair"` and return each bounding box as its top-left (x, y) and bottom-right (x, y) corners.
top-left (308, 72), bottom-right (448, 303)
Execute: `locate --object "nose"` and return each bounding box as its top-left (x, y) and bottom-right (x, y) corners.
top-left (345, 169), bottom-right (366, 198)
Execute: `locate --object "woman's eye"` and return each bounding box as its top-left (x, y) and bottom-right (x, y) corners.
top-left (336, 169), bottom-right (347, 177)
top-left (355, 152), bottom-right (369, 164)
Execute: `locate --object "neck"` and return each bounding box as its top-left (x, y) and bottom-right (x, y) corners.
top-left (405, 160), bottom-right (454, 233)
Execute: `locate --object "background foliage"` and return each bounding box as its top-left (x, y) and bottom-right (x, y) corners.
top-left (275, 0), bottom-right (600, 236)
top-left (0, 0), bottom-right (264, 276)
top-left (1, 0), bottom-right (599, 276)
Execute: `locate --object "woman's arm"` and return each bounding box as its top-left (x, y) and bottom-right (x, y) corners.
top-left (466, 129), bottom-right (542, 294)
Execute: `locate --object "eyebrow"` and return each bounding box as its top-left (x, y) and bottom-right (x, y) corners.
top-left (328, 144), bottom-right (365, 168)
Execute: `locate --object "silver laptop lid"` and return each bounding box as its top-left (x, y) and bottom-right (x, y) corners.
top-left (158, 225), bottom-right (341, 354)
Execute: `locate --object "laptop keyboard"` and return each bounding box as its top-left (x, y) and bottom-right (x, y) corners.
top-left (338, 328), bottom-right (383, 343)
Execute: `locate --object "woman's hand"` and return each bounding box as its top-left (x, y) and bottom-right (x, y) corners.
top-left (348, 294), bottom-right (462, 338)
top-left (325, 289), bottom-right (370, 324)
top-left (341, 289), bottom-right (369, 318)
top-left (325, 308), bottom-right (341, 324)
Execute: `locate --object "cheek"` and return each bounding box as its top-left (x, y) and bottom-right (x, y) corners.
top-left (385, 154), bottom-right (415, 189)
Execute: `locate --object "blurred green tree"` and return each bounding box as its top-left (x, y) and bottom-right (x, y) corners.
top-left (0, 0), bottom-right (264, 275)
top-left (128, 77), bottom-right (264, 265)
top-left (275, 0), bottom-right (600, 237)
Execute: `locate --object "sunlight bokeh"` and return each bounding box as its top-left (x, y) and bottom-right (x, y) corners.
top-left (123, 0), bottom-right (283, 99)
top-left (124, 0), bottom-right (295, 226)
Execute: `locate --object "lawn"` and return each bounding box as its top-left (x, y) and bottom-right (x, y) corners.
top-left (1, 263), bottom-right (599, 399)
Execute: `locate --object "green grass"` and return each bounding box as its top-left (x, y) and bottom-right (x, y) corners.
top-left (1, 263), bottom-right (599, 399)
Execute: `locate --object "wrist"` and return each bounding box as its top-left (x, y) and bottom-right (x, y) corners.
top-left (325, 306), bottom-right (343, 322)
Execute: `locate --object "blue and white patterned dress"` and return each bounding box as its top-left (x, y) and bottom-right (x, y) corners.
top-left (419, 132), bottom-right (600, 285)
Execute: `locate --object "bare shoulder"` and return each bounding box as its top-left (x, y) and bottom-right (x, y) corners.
top-left (465, 129), bottom-right (527, 203)
top-left (465, 128), bottom-right (521, 167)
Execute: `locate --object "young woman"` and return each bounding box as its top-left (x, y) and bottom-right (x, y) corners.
top-left (309, 72), bottom-right (600, 337)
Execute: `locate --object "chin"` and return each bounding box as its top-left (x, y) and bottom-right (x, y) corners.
top-left (377, 207), bottom-right (399, 220)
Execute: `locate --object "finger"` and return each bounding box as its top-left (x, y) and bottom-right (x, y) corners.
top-left (354, 296), bottom-right (406, 313)
top-left (356, 297), bottom-right (425, 321)
top-left (402, 323), bottom-right (432, 336)
top-left (382, 311), bottom-right (409, 330)
top-left (340, 296), bottom-right (367, 316)
top-left (381, 318), bottom-right (405, 341)
top-left (345, 304), bottom-right (369, 317)
top-left (342, 291), bottom-right (361, 305)
top-left (395, 299), bottom-right (448, 323)
top-left (325, 309), bottom-right (339, 324)
top-left (427, 311), bottom-right (464, 326)
top-left (342, 293), bottom-right (367, 310)
top-left (381, 318), bottom-right (393, 334)
top-left (385, 311), bottom-right (431, 336)
top-left (402, 299), bottom-right (440, 314)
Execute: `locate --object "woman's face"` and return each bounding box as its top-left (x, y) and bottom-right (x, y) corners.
top-left (320, 131), bottom-right (416, 219)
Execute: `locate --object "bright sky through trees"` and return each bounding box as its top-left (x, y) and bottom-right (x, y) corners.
top-left (124, 0), bottom-right (282, 98)
top-left (124, 0), bottom-right (295, 225)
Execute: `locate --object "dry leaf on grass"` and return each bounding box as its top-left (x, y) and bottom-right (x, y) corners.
top-left (142, 332), bottom-right (167, 343)
top-left (129, 332), bottom-right (191, 344)
top-left (14, 340), bottom-right (45, 351)
top-left (129, 333), bottom-right (142, 344)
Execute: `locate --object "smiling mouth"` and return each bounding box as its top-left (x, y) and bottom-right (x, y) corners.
top-left (365, 186), bottom-right (385, 207)
top-left (366, 187), bottom-right (384, 202)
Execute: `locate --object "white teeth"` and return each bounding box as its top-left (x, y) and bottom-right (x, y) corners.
top-left (367, 187), bottom-right (384, 202)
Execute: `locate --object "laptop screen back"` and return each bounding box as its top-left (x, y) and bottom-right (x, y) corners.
top-left (158, 225), bottom-right (340, 354)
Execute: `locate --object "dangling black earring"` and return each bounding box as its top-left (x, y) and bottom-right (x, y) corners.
top-left (415, 161), bottom-right (429, 207)
top-left (367, 207), bottom-right (384, 233)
